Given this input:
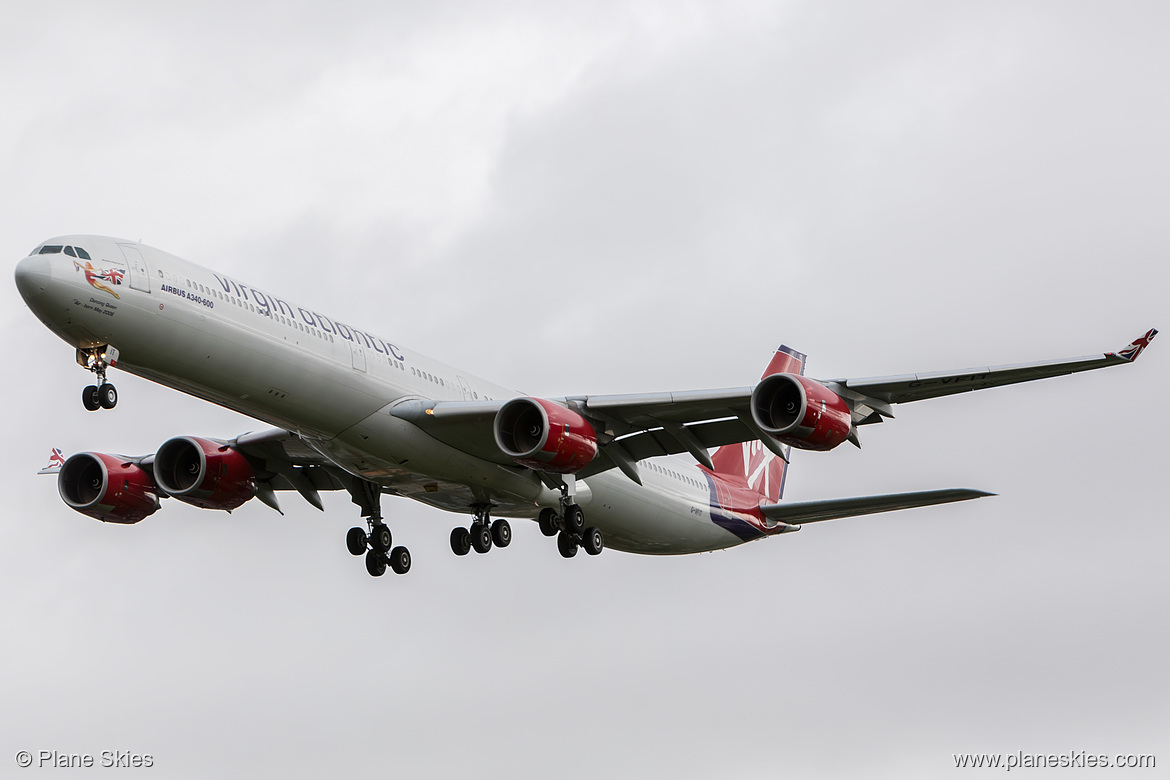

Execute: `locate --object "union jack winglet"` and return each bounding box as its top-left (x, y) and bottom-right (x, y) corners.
top-left (1115, 328), bottom-right (1158, 363)
top-left (38, 447), bottom-right (66, 475)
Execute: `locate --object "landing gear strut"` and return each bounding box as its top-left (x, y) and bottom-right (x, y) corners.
top-left (450, 505), bottom-right (511, 556)
top-left (78, 346), bottom-right (118, 411)
top-left (545, 475), bottom-right (604, 560)
top-left (345, 478), bottom-right (410, 577)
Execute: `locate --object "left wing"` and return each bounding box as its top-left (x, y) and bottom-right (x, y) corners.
top-left (759, 488), bottom-right (993, 530)
top-left (392, 329), bottom-right (1156, 481)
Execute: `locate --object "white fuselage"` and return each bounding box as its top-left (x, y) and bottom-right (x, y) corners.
top-left (17, 235), bottom-right (761, 554)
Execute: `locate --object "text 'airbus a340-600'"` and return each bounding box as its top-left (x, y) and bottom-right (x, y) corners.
top-left (14, 236), bottom-right (1157, 577)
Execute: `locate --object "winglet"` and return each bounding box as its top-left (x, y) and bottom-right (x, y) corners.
top-left (38, 447), bottom-right (66, 475)
top-left (1113, 328), bottom-right (1157, 363)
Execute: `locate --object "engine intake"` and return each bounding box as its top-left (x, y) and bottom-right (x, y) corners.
top-left (751, 373), bottom-right (852, 451)
top-left (153, 436), bottom-right (256, 510)
top-left (494, 397), bottom-right (598, 473)
top-left (58, 452), bottom-right (160, 524)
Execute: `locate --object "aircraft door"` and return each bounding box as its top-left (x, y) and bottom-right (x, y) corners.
top-left (350, 343), bottom-right (367, 372)
top-left (118, 244), bottom-right (151, 293)
top-left (456, 376), bottom-right (473, 400)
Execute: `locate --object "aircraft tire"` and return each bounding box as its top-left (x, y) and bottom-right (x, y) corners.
top-left (346, 527), bottom-right (368, 556)
top-left (556, 531), bottom-right (578, 559)
top-left (371, 525), bottom-right (392, 554)
top-left (491, 518), bottom-right (511, 548)
top-left (82, 385), bottom-right (101, 411)
top-left (389, 546), bottom-right (411, 575)
top-left (583, 526), bottom-right (604, 556)
top-left (450, 527), bottom-right (471, 556)
top-left (564, 504), bottom-right (585, 535)
top-left (471, 522), bottom-right (492, 554)
top-left (365, 550), bottom-right (387, 577)
top-left (537, 508), bottom-right (559, 537)
top-left (98, 383), bottom-right (117, 409)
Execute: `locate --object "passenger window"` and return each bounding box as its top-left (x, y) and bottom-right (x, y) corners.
top-left (64, 246), bottom-right (77, 257)
top-left (75, 247), bottom-right (91, 260)
top-left (39, 245), bottom-right (63, 254)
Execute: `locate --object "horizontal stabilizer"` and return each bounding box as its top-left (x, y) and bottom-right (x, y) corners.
top-left (759, 488), bottom-right (992, 526)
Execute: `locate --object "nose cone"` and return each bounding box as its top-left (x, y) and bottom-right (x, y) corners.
top-left (15, 253), bottom-right (51, 302)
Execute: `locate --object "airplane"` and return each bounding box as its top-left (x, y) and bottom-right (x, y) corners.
top-left (14, 235), bottom-right (1158, 578)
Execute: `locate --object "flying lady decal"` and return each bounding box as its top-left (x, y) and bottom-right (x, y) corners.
top-left (74, 260), bottom-right (125, 299)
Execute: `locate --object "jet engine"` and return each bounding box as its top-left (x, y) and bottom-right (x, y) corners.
top-left (750, 373), bottom-right (852, 451)
top-left (58, 452), bottom-right (160, 524)
top-left (153, 436), bottom-right (256, 510)
top-left (494, 397), bottom-right (599, 473)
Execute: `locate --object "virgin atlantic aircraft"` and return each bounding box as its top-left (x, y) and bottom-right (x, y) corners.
top-left (14, 236), bottom-right (1157, 578)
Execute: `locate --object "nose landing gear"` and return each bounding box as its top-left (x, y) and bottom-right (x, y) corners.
top-left (77, 346), bottom-right (118, 411)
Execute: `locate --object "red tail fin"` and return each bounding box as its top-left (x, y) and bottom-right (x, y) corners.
top-left (708, 345), bottom-right (805, 502)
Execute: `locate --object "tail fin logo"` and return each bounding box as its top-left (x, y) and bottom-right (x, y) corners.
top-left (741, 440), bottom-right (786, 503)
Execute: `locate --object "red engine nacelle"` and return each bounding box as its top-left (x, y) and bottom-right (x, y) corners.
top-left (493, 397), bottom-right (599, 474)
top-left (58, 452), bottom-right (160, 524)
top-left (750, 373), bottom-right (852, 451)
top-left (153, 436), bottom-right (256, 510)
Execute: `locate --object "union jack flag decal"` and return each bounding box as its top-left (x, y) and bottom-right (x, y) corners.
top-left (99, 268), bottom-right (124, 285)
top-left (1116, 328), bottom-right (1158, 362)
top-left (38, 448), bottom-right (66, 475)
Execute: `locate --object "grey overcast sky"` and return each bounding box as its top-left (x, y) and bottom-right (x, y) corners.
top-left (2, 2), bottom-right (1167, 777)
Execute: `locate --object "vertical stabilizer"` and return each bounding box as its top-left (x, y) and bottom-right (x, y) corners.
top-left (708, 345), bottom-right (805, 502)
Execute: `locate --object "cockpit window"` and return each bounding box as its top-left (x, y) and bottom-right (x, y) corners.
top-left (64, 246), bottom-right (77, 257)
top-left (38, 245), bottom-right (63, 254)
top-left (74, 247), bottom-right (91, 260)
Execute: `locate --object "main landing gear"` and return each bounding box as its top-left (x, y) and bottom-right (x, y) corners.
top-left (450, 505), bottom-right (511, 556)
top-left (539, 476), bottom-right (604, 559)
top-left (78, 346), bottom-right (117, 411)
top-left (345, 478), bottom-right (410, 577)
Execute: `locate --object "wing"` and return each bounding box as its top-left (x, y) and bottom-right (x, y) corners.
top-left (759, 488), bottom-right (993, 529)
top-left (390, 329), bottom-right (1156, 481)
top-left (829, 327), bottom-right (1159, 405)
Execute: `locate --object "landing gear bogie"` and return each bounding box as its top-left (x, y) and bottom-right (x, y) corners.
top-left (548, 479), bottom-right (604, 561)
top-left (453, 506), bottom-right (510, 558)
top-left (346, 479), bottom-right (411, 579)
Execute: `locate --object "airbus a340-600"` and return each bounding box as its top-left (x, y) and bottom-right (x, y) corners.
top-left (14, 236), bottom-right (1157, 578)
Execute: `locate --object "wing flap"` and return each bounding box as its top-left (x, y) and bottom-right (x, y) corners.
top-left (759, 488), bottom-right (993, 526)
